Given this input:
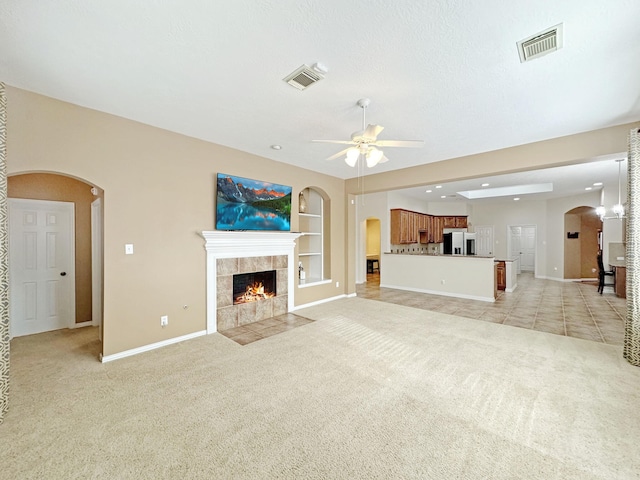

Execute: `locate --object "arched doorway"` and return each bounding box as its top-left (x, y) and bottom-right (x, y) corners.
top-left (7, 172), bottom-right (104, 353)
top-left (563, 206), bottom-right (601, 280)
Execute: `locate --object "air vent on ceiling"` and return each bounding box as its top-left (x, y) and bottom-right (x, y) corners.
top-left (517, 23), bottom-right (563, 63)
top-left (284, 65), bottom-right (324, 90)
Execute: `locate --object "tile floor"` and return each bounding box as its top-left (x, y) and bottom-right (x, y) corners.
top-left (220, 312), bottom-right (314, 345)
top-left (222, 271), bottom-right (627, 346)
top-left (357, 271), bottom-right (627, 345)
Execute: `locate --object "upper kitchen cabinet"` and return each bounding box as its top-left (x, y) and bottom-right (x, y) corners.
top-left (442, 216), bottom-right (468, 229)
top-left (455, 216), bottom-right (468, 228)
top-left (390, 209), bottom-right (418, 244)
top-left (391, 209), bottom-right (467, 245)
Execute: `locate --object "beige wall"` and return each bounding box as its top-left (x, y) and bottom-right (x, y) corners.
top-left (563, 207), bottom-right (601, 279)
top-left (6, 86), bottom-right (346, 356)
top-left (366, 219), bottom-right (381, 257)
top-left (564, 213), bottom-right (582, 279)
top-left (7, 173), bottom-right (98, 324)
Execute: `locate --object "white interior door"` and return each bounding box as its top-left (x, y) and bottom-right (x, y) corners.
top-left (509, 225), bottom-right (536, 272)
top-left (9, 199), bottom-right (76, 337)
top-left (475, 225), bottom-right (494, 256)
top-left (521, 226), bottom-right (536, 271)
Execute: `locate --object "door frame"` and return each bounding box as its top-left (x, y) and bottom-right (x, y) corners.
top-left (507, 224), bottom-right (537, 275)
top-left (8, 198), bottom-right (76, 338)
top-left (91, 197), bottom-right (103, 336)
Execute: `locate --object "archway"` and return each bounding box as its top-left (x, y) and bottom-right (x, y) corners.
top-left (563, 206), bottom-right (601, 280)
top-left (7, 172), bottom-right (104, 354)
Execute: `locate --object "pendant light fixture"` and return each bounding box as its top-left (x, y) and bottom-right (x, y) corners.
top-left (596, 158), bottom-right (626, 221)
top-left (612, 159), bottom-right (625, 218)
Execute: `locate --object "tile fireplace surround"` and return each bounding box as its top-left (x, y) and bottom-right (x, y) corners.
top-left (201, 231), bottom-right (302, 334)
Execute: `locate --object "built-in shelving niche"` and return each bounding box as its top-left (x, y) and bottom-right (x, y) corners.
top-left (297, 187), bottom-right (331, 287)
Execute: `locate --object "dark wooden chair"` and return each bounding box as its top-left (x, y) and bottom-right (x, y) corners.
top-left (367, 258), bottom-right (380, 274)
top-left (597, 252), bottom-right (615, 294)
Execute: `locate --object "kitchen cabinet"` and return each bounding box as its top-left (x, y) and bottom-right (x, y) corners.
top-left (455, 216), bottom-right (468, 228)
top-left (431, 216), bottom-right (444, 243)
top-left (496, 261), bottom-right (506, 291)
top-left (390, 209), bottom-right (418, 244)
top-left (441, 215), bottom-right (467, 229)
top-left (614, 265), bottom-right (626, 298)
top-left (390, 210), bottom-right (465, 245)
top-left (442, 216), bottom-right (456, 228)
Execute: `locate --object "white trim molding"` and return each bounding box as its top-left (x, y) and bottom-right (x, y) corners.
top-left (201, 231), bottom-right (302, 334)
top-left (101, 330), bottom-right (207, 363)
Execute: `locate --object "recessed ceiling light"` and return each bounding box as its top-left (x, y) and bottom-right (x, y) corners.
top-left (440, 195), bottom-right (446, 199)
top-left (435, 185), bottom-right (442, 189)
top-left (514, 197), bottom-right (520, 201)
top-left (593, 182), bottom-right (603, 186)
top-left (270, 144), bottom-right (282, 150)
top-left (481, 183), bottom-right (490, 187)
top-left (585, 187), bottom-right (592, 191)
top-left (425, 189), bottom-right (432, 193)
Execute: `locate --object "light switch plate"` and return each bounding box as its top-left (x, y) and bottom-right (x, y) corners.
top-left (125, 244), bottom-right (134, 255)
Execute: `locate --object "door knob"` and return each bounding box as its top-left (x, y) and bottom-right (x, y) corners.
top-left (60, 272), bottom-right (67, 276)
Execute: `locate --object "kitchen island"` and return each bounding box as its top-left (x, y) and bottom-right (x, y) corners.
top-left (381, 252), bottom-right (496, 302)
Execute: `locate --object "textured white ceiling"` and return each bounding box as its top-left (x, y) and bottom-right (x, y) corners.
top-left (1, 0), bottom-right (639, 183)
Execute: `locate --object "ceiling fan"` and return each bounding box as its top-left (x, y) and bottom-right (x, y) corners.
top-left (312, 98), bottom-right (424, 168)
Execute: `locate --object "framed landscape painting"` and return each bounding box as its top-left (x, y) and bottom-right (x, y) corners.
top-left (215, 173), bottom-right (292, 231)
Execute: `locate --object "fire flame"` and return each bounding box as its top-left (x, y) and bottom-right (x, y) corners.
top-left (235, 281), bottom-right (275, 304)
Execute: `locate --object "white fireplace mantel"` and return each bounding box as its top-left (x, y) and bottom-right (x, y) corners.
top-left (201, 231), bottom-right (302, 334)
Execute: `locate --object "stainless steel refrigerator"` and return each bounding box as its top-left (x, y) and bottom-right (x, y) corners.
top-left (443, 232), bottom-right (464, 255)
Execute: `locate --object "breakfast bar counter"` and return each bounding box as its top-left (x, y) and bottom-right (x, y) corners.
top-left (381, 253), bottom-right (496, 302)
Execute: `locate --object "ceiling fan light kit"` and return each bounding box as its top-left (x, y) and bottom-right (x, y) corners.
top-left (313, 98), bottom-right (424, 168)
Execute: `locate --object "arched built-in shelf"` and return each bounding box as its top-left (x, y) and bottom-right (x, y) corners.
top-left (297, 187), bottom-right (331, 287)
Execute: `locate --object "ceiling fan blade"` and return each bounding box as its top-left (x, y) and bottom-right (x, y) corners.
top-left (326, 147), bottom-right (351, 161)
top-left (363, 124), bottom-right (384, 139)
top-left (375, 140), bottom-right (424, 148)
top-left (312, 139), bottom-right (356, 145)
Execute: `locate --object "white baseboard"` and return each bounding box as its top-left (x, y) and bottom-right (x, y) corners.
top-left (291, 294), bottom-right (349, 311)
top-left (380, 283), bottom-right (495, 303)
top-left (100, 330), bottom-right (207, 363)
top-left (538, 276), bottom-right (598, 283)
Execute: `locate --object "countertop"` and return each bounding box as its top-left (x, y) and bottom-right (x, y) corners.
top-left (384, 252), bottom-right (494, 259)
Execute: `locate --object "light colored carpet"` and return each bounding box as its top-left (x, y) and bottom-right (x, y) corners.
top-left (2, 297), bottom-right (639, 479)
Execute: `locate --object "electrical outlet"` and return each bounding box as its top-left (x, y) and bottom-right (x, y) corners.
top-left (160, 315), bottom-right (168, 327)
top-left (336, 281), bottom-right (340, 288)
top-left (125, 244), bottom-right (134, 255)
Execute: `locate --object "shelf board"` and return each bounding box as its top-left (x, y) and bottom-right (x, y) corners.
top-left (300, 232), bottom-right (321, 236)
top-left (299, 212), bottom-right (321, 218)
top-left (298, 278), bottom-right (331, 288)
top-left (299, 252), bottom-right (322, 257)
